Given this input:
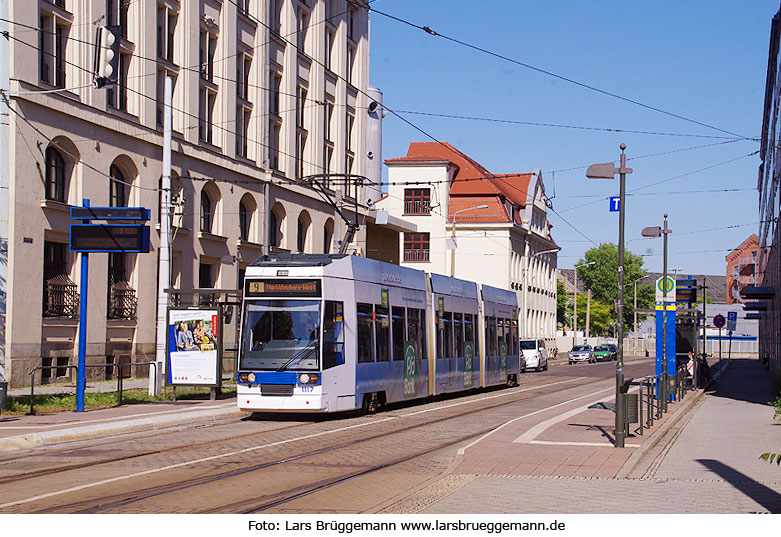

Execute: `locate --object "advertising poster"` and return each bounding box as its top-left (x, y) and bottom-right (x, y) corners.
top-left (167, 309), bottom-right (220, 386)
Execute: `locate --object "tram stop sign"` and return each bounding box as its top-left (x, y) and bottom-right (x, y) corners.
top-left (713, 314), bottom-right (726, 329)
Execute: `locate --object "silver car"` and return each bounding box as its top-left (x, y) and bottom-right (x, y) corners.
top-left (569, 345), bottom-right (595, 364)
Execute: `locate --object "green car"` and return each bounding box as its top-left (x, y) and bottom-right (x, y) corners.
top-left (593, 345), bottom-right (613, 362)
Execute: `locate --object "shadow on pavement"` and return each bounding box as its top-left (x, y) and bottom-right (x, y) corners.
top-left (697, 459), bottom-right (781, 513)
top-left (705, 359), bottom-right (774, 406)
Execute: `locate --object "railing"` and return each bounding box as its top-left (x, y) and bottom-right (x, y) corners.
top-left (43, 275), bottom-right (79, 318)
top-left (108, 281), bottom-right (137, 320)
top-left (27, 361), bottom-right (158, 415)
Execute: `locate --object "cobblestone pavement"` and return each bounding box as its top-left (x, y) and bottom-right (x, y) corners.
top-left (413, 359), bottom-right (781, 514)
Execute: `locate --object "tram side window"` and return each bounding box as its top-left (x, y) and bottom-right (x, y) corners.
top-left (454, 313), bottom-right (463, 358)
top-left (511, 317), bottom-right (519, 355)
top-left (464, 314), bottom-right (474, 349)
top-left (392, 307), bottom-right (406, 361)
top-left (323, 300), bottom-right (345, 369)
top-left (357, 303), bottom-right (374, 363)
top-left (472, 313), bottom-right (479, 359)
top-left (486, 316), bottom-right (497, 356)
top-left (504, 319), bottom-right (513, 355)
top-left (440, 311), bottom-right (453, 359)
top-left (497, 318), bottom-right (506, 354)
top-left (415, 308), bottom-right (427, 360)
top-left (375, 306), bottom-right (390, 362)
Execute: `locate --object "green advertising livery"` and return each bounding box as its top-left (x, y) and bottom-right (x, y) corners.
top-left (464, 341), bottom-right (474, 388)
top-left (403, 340), bottom-right (417, 398)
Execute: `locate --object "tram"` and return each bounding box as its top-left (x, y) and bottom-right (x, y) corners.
top-left (236, 254), bottom-right (521, 413)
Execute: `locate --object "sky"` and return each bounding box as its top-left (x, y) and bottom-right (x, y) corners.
top-left (368, 0), bottom-right (779, 276)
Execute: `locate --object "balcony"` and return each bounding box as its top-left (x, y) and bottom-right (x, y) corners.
top-left (43, 275), bottom-right (79, 318)
top-left (107, 281), bottom-right (138, 320)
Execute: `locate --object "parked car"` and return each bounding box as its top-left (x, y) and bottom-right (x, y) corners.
top-left (569, 345), bottom-right (595, 364)
top-left (593, 345), bottom-right (612, 362)
top-left (520, 338), bottom-right (548, 371)
top-left (606, 344), bottom-right (618, 360)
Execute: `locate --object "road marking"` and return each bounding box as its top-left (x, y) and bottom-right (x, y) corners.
top-left (457, 386), bottom-right (614, 455)
top-left (513, 399), bottom-right (607, 444)
top-left (0, 416), bottom-right (396, 509)
top-left (528, 440), bottom-right (640, 448)
top-left (400, 377), bottom-right (587, 417)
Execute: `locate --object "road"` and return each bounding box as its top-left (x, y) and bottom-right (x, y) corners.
top-left (0, 357), bottom-right (654, 514)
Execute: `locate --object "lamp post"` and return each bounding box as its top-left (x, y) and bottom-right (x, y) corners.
top-left (572, 261), bottom-right (595, 347)
top-left (586, 143), bottom-right (632, 448)
top-left (449, 204), bottom-right (489, 277)
top-left (642, 215), bottom-right (673, 412)
top-left (525, 247), bottom-right (560, 337)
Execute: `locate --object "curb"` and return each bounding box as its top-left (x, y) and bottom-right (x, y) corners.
top-left (0, 406), bottom-right (247, 452)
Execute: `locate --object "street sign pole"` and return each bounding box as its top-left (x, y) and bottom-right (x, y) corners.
top-left (76, 199), bottom-right (90, 412)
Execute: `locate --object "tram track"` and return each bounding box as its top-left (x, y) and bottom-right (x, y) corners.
top-left (15, 375), bottom-right (602, 513)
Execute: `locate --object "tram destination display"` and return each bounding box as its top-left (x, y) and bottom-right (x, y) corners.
top-left (244, 279), bottom-right (322, 298)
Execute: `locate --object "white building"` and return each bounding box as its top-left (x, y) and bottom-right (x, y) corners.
top-left (1, 0), bottom-right (375, 387)
top-left (376, 142), bottom-right (558, 341)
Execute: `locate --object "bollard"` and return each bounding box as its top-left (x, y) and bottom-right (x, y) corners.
top-left (0, 381), bottom-right (7, 410)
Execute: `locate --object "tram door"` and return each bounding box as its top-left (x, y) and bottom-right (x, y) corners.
top-left (436, 311), bottom-right (455, 393)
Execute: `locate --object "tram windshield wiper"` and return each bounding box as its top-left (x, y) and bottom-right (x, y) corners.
top-left (276, 338), bottom-right (319, 371)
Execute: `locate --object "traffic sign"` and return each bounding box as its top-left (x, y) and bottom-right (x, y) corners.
top-left (609, 197), bottom-right (620, 212)
top-left (655, 276), bottom-right (676, 302)
top-left (713, 314), bottom-right (726, 328)
top-left (727, 311), bottom-right (738, 331)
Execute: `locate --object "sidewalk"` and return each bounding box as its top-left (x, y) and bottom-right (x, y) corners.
top-left (0, 379), bottom-right (245, 452)
top-left (399, 358), bottom-right (781, 514)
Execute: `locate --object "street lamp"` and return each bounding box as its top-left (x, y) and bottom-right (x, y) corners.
top-left (524, 247), bottom-right (560, 338)
top-left (586, 143), bottom-right (633, 448)
top-left (642, 214), bottom-right (672, 412)
top-left (449, 204), bottom-right (489, 277)
top-left (572, 261), bottom-right (595, 347)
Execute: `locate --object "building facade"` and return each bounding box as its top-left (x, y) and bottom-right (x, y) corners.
top-left (2, 0), bottom-right (372, 387)
top-left (726, 234), bottom-right (761, 304)
top-left (376, 142), bottom-right (559, 341)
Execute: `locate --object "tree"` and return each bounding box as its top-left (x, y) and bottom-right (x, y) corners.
top-left (575, 243), bottom-right (654, 329)
top-left (556, 279), bottom-right (568, 327)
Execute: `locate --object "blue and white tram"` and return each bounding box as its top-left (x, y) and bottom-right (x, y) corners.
top-left (237, 254), bottom-right (521, 413)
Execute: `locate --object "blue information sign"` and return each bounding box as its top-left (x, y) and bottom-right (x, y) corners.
top-left (609, 197), bottom-right (620, 212)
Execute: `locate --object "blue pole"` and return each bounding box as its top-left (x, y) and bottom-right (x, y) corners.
top-left (76, 199), bottom-right (90, 412)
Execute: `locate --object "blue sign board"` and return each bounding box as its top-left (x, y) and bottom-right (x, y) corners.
top-left (609, 197), bottom-right (620, 212)
top-left (69, 224), bottom-right (150, 253)
top-left (727, 311), bottom-right (738, 332)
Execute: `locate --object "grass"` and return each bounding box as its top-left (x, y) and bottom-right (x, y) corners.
top-left (1, 382), bottom-right (237, 415)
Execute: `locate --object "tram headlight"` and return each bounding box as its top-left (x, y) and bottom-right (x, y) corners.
top-left (297, 373), bottom-right (320, 385)
top-left (247, 372), bottom-right (256, 384)
top-left (298, 373), bottom-right (311, 384)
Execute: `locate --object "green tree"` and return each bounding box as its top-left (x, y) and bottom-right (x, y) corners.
top-left (556, 279), bottom-right (568, 327)
top-left (575, 243), bottom-right (654, 329)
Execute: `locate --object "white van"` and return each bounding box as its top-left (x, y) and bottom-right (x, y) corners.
top-left (519, 338), bottom-right (548, 372)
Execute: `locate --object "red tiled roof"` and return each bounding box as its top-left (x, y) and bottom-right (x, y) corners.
top-left (448, 197), bottom-right (508, 223)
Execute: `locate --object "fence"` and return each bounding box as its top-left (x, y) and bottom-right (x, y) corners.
top-left (27, 361), bottom-right (158, 415)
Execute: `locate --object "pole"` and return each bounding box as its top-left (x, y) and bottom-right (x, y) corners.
top-left (153, 77), bottom-right (173, 395)
top-left (698, 282), bottom-right (708, 389)
top-left (573, 270), bottom-right (578, 347)
top-left (719, 326), bottom-right (722, 370)
top-left (661, 214), bottom-right (668, 412)
top-left (76, 200), bottom-right (91, 412)
top-left (0, 0), bottom-right (9, 387)
top-left (634, 280), bottom-right (638, 357)
top-left (615, 144), bottom-right (627, 448)
top-left (586, 289), bottom-right (591, 339)
top-left (450, 216), bottom-right (456, 278)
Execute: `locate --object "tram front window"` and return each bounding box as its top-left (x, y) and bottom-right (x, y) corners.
top-left (240, 300), bottom-right (320, 371)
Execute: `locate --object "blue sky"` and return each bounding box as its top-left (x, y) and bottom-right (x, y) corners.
top-left (369, 0), bottom-right (779, 275)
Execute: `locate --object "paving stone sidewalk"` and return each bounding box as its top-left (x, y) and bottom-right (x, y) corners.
top-left (415, 358), bottom-right (781, 514)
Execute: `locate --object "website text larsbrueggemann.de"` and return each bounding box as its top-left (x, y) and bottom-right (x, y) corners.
top-left (249, 519), bottom-right (567, 534)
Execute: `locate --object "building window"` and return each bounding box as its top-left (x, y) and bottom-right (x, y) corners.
top-left (348, 4), bottom-right (357, 41)
top-left (404, 232), bottom-right (430, 262)
top-left (45, 147), bottom-right (66, 202)
top-left (239, 197), bottom-right (252, 241)
top-left (295, 86), bottom-right (308, 180)
top-left (43, 241), bottom-right (78, 318)
top-left (107, 53), bottom-right (130, 111)
top-left (269, 70), bottom-right (282, 170)
top-left (297, 212), bottom-right (310, 253)
top-left (39, 14), bottom-right (68, 88)
top-left (109, 165), bottom-right (128, 207)
top-left (325, 28), bottom-right (335, 71)
top-left (106, 0), bottom-right (129, 39)
top-left (157, 5), bottom-right (176, 62)
top-left (270, 0), bottom-right (282, 35)
top-left (404, 188), bottom-right (430, 215)
top-left (237, 51), bottom-right (251, 101)
top-left (199, 262), bottom-right (214, 288)
top-left (346, 44), bottom-right (356, 85)
top-left (199, 87), bottom-right (216, 144)
top-left (200, 189), bottom-right (213, 233)
top-left (236, 106), bottom-right (250, 158)
top-left (324, 219), bottom-right (334, 254)
top-left (199, 30), bottom-right (217, 82)
top-left (296, 6), bottom-right (309, 53)
top-left (237, 0), bottom-right (250, 17)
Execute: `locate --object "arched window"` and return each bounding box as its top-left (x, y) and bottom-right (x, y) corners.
top-left (239, 195), bottom-right (255, 242)
top-left (200, 188), bottom-right (213, 233)
top-left (297, 211), bottom-right (311, 253)
top-left (323, 218), bottom-right (334, 254)
top-left (109, 165), bottom-right (128, 207)
top-left (45, 147), bottom-right (66, 202)
top-left (269, 202), bottom-right (285, 248)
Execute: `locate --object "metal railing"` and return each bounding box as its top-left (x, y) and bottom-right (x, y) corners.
top-left (43, 275), bottom-right (79, 318)
top-left (107, 281), bottom-right (138, 320)
top-left (27, 361), bottom-right (158, 415)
